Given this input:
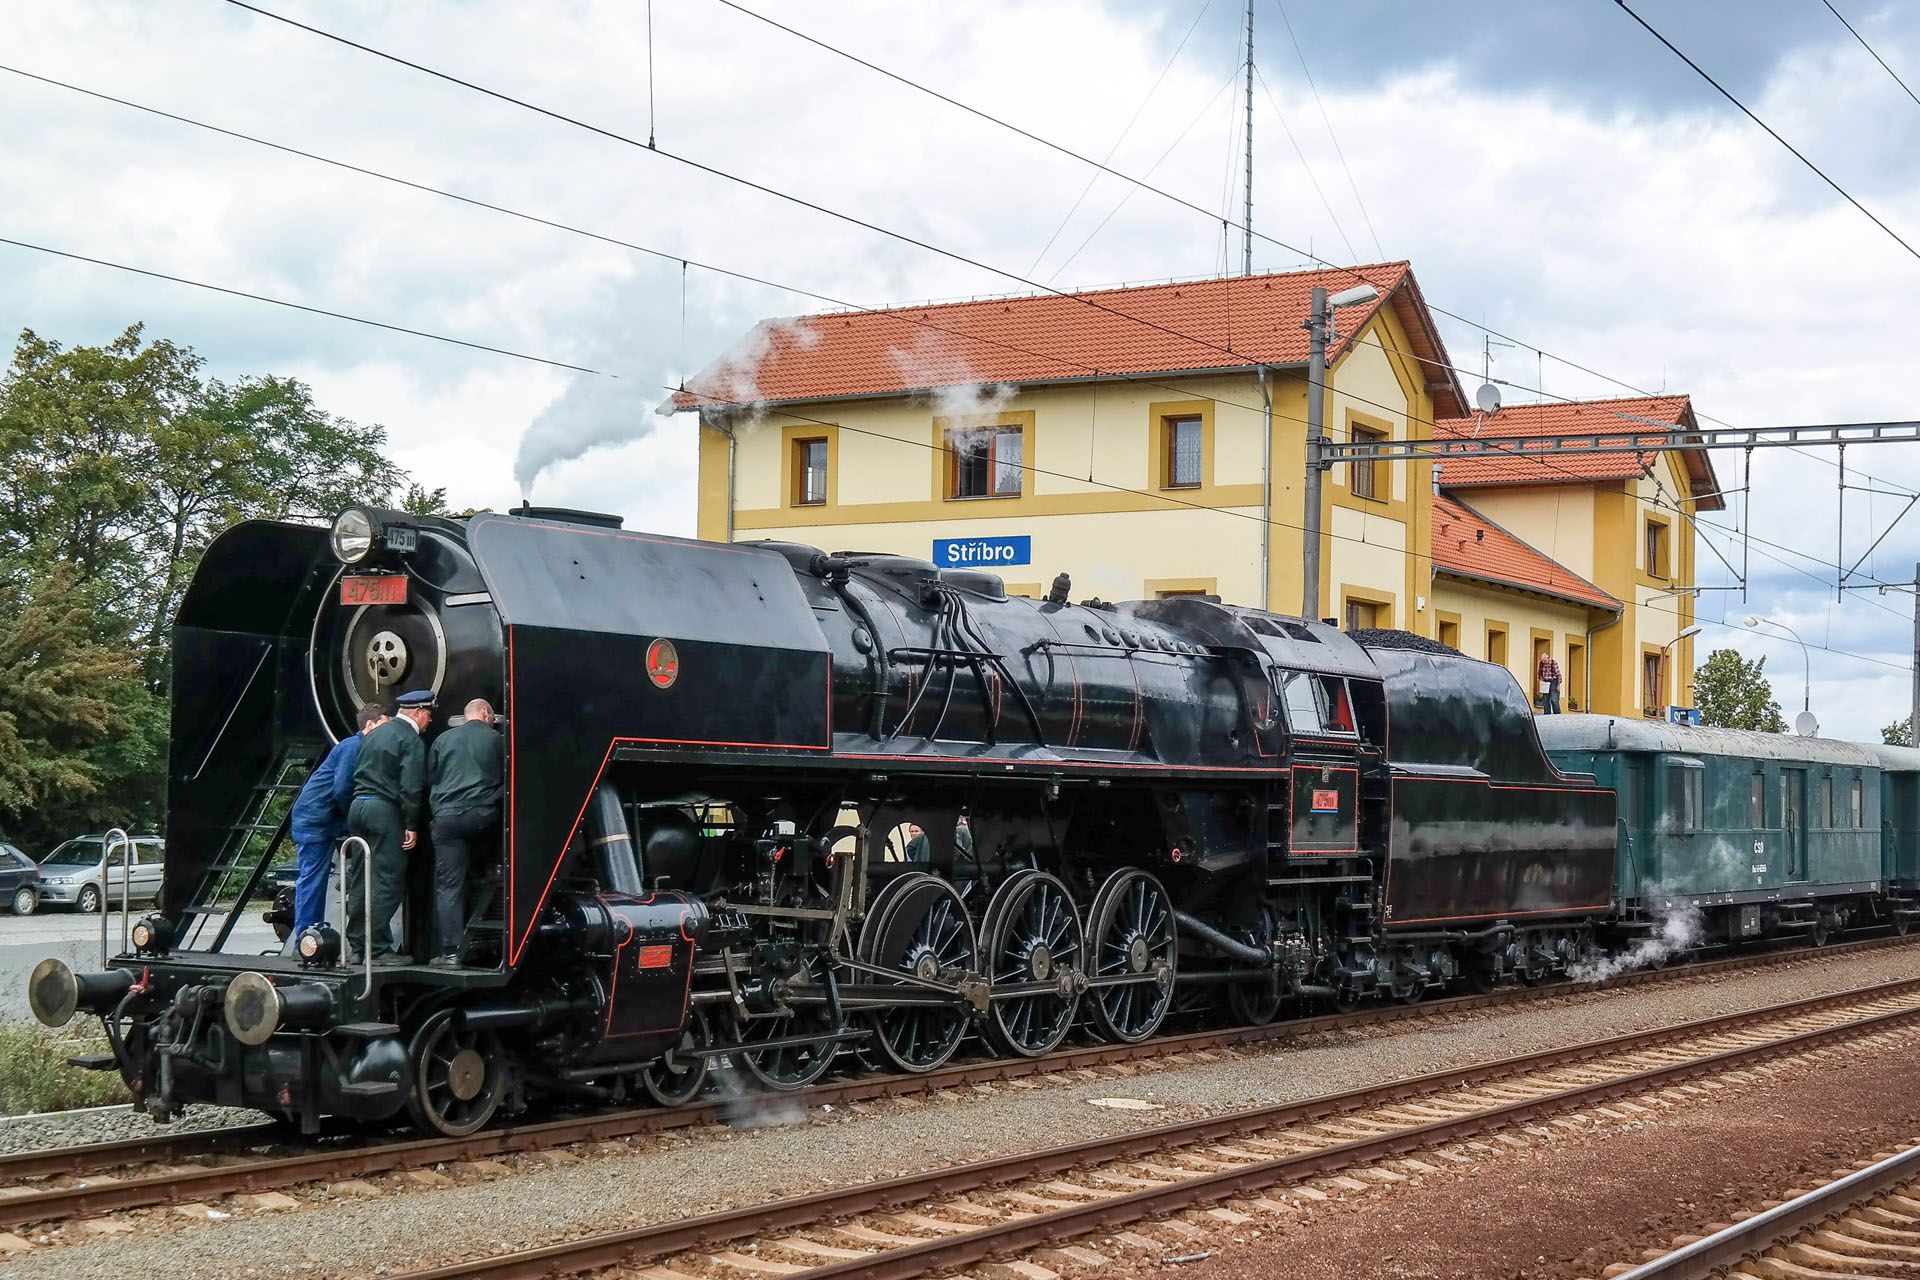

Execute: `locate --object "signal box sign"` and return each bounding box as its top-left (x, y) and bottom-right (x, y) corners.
top-left (340, 575), bottom-right (407, 606)
top-left (933, 534), bottom-right (1031, 568)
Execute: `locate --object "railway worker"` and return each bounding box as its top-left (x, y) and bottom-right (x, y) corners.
top-left (289, 702), bottom-right (388, 936)
top-left (346, 688), bottom-right (433, 966)
top-left (426, 698), bottom-right (503, 968)
top-left (1537, 649), bottom-right (1564, 715)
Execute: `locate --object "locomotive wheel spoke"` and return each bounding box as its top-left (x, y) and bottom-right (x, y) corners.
top-left (405, 1010), bottom-right (504, 1138)
top-left (982, 870), bottom-right (1083, 1059)
top-left (1087, 869), bottom-right (1176, 1044)
top-left (642, 1006), bottom-right (713, 1107)
top-left (857, 875), bottom-right (975, 1075)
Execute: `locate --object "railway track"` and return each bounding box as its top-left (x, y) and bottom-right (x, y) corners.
top-left (394, 979), bottom-right (1920, 1280)
top-left (1603, 1141), bottom-right (1920, 1278)
top-left (2, 930), bottom-right (1913, 1232)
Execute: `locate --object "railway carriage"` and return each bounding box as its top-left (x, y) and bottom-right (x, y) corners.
top-left (1537, 717), bottom-right (1915, 945)
top-left (19, 503), bottom-right (1866, 1136)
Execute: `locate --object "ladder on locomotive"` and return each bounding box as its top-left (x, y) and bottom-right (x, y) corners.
top-left (180, 753), bottom-right (314, 951)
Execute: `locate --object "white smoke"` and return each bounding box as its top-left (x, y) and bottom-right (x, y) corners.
top-left (886, 333), bottom-right (1015, 438)
top-left (1567, 900), bottom-right (1705, 983)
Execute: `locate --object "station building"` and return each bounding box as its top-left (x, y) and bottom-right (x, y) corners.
top-left (676, 263), bottom-right (1718, 717)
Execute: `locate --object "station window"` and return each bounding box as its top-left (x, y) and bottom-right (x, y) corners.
top-left (1437, 617), bottom-right (1460, 651)
top-left (1642, 651), bottom-right (1664, 716)
top-left (1343, 598), bottom-right (1381, 632)
top-left (1821, 776), bottom-right (1836, 827)
top-left (1850, 776), bottom-right (1864, 828)
top-left (1750, 772), bottom-right (1766, 829)
top-left (1164, 415), bottom-right (1203, 488)
top-left (1350, 422), bottom-right (1385, 499)
top-left (1645, 517), bottom-right (1671, 579)
top-left (948, 424), bottom-right (1023, 499)
top-left (1486, 625), bottom-right (1508, 667)
top-left (793, 436), bottom-right (828, 506)
top-left (1666, 762), bottom-right (1704, 832)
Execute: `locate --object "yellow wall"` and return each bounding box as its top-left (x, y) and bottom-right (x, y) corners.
top-left (1451, 485), bottom-right (1596, 580)
top-left (1429, 578), bottom-right (1597, 708)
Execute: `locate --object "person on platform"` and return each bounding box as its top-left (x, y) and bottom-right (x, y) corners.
top-left (427, 698), bottom-right (503, 968)
top-left (1537, 650), bottom-right (1564, 715)
top-left (346, 688), bottom-right (433, 965)
top-left (289, 702), bottom-right (387, 935)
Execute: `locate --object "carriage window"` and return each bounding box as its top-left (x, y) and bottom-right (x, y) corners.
top-left (1821, 776), bottom-right (1836, 827)
top-left (1279, 671), bottom-right (1324, 734)
top-left (1750, 773), bottom-right (1766, 829)
top-left (1850, 777), bottom-right (1864, 828)
top-left (1665, 762), bottom-right (1703, 832)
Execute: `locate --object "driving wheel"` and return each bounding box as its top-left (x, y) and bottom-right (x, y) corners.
top-left (1085, 869), bottom-right (1176, 1043)
top-left (859, 873), bottom-right (977, 1073)
top-left (981, 871), bottom-right (1082, 1058)
top-left (728, 956), bottom-right (840, 1091)
top-left (407, 1009), bottom-right (504, 1137)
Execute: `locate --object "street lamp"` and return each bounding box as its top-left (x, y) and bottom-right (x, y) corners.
top-left (1657, 624), bottom-right (1703, 720)
top-left (1743, 614), bottom-right (1817, 736)
top-left (1302, 282), bottom-right (1383, 618)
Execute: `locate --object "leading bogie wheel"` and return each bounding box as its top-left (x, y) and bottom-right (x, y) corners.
top-left (858, 873), bottom-right (977, 1073)
top-left (641, 1006), bottom-right (714, 1107)
top-left (407, 1009), bottom-right (505, 1137)
top-left (981, 870), bottom-right (1083, 1058)
top-left (1085, 869), bottom-right (1176, 1043)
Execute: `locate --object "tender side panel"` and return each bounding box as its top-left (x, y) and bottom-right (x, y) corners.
top-left (1383, 777), bottom-right (1615, 924)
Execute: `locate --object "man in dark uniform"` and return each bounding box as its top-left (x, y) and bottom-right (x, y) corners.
top-left (427, 697), bottom-right (503, 967)
top-left (289, 702), bottom-right (387, 935)
top-left (346, 688), bottom-right (433, 965)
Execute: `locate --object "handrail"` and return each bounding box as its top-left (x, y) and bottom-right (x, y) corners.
top-left (337, 835), bottom-right (373, 997)
top-left (99, 828), bottom-right (131, 967)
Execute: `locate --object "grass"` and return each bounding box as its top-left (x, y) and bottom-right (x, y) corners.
top-left (0, 1020), bottom-right (129, 1115)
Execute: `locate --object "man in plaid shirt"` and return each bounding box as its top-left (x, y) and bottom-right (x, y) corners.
top-left (1536, 651), bottom-right (1563, 714)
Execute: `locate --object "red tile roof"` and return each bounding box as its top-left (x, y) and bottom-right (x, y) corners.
top-left (1433, 395), bottom-right (1723, 510)
top-left (1432, 494), bottom-right (1621, 612)
top-left (671, 262), bottom-right (1465, 417)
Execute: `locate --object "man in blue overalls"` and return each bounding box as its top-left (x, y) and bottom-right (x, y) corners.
top-left (290, 703), bottom-right (388, 934)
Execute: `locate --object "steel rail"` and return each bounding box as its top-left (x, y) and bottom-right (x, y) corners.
top-left (396, 983), bottom-right (1920, 1280)
top-left (1610, 1142), bottom-right (1920, 1279)
top-left (1, 929), bottom-right (1911, 1212)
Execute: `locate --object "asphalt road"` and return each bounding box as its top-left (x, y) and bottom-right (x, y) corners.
top-left (0, 910), bottom-right (280, 1020)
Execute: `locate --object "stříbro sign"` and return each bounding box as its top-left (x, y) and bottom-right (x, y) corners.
top-left (933, 535), bottom-right (1031, 568)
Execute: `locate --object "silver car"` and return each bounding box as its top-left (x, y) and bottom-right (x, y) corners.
top-left (36, 835), bottom-right (166, 913)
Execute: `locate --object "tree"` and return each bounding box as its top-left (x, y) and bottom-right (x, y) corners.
top-left (1886, 721), bottom-right (1914, 747)
top-left (1693, 648), bottom-right (1788, 733)
top-left (0, 324), bottom-right (422, 847)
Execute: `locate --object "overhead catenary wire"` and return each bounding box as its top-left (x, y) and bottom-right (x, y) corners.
top-left (223, 0), bottom-right (1915, 504)
top-left (1251, 64), bottom-right (1359, 263)
top-left (1820, 0), bottom-right (1920, 111)
top-left (1268, 0), bottom-right (1382, 258)
top-left (1614, 0), bottom-right (1920, 263)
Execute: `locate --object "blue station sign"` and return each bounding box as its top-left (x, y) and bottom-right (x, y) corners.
top-left (933, 534), bottom-right (1031, 568)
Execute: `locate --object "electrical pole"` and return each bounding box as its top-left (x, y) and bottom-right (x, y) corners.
top-left (1242, 0), bottom-right (1254, 276)
top-left (1911, 561), bottom-right (1918, 750)
top-left (1301, 286), bottom-right (1328, 619)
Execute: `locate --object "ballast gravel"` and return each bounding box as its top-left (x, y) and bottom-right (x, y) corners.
top-left (12, 942), bottom-right (1920, 1280)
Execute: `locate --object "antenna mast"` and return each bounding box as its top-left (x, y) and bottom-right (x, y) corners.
top-left (1242, 0), bottom-right (1254, 275)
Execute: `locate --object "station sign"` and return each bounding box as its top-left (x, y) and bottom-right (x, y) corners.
top-left (932, 534), bottom-right (1031, 568)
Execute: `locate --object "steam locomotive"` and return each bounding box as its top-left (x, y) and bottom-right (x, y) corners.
top-left (27, 504), bottom-right (1908, 1136)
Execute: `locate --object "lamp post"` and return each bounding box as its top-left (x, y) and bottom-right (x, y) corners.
top-left (1658, 623), bottom-right (1703, 720)
top-left (1301, 282), bottom-right (1381, 620)
top-left (1744, 614), bottom-right (1816, 735)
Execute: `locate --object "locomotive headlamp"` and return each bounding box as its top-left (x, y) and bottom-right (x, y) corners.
top-left (295, 923), bottom-right (340, 968)
top-left (130, 913), bottom-right (175, 956)
top-left (331, 508), bottom-right (376, 564)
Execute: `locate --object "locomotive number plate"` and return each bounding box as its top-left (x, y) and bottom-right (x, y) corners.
top-left (340, 575), bottom-right (407, 606)
top-left (1311, 789), bottom-right (1340, 813)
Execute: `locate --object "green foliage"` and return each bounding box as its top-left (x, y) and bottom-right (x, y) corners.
top-left (0, 324), bottom-right (420, 851)
top-left (0, 1021), bottom-right (127, 1113)
top-left (1886, 721), bottom-right (1914, 746)
top-left (1692, 648), bottom-right (1788, 733)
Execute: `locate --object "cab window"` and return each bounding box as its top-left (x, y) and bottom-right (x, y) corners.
top-left (1279, 671), bottom-right (1323, 734)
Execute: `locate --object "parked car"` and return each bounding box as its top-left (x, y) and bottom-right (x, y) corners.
top-left (36, 835), bottom-right (166, 913)
top-left (0, 842), bottom-right (40, 915)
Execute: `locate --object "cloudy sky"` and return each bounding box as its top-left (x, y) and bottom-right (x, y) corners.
top-left (3, 0), bottom-right (1917, 736)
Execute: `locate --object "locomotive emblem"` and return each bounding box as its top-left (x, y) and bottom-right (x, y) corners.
top-left (645, 637), bottom-right (680, 689)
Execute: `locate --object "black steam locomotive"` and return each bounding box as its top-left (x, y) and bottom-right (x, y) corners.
top-left (32, 504), bottom-right (1622, 1136)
